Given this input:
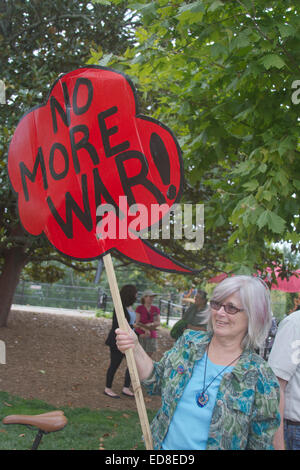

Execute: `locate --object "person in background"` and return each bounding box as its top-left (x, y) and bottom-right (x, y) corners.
top-left (183, 289), bottom-right (209, 331)
top-left (170, 289), bottom-right (209, 341)
top-left (104, 284), bottom-right (137, 399)
top-left (116, 275), bottom-right (280, 450)
top-left (268, 309), bottom-right (300, 450)
top-left (135, 290), bottom-right (160, 358)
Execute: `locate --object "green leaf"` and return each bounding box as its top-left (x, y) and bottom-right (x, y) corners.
top-left (233, 265), bottom-right (253, 276)
top-left (228, 230), bottom-right (240, 246)
top-left (178, 1), bottom-right (204, 14)
top-left (208, 1), bottom-right (224, 12)
top-left (93, 0), bottom-right (111, 4)
top-left (230, 30), bottom-right (251, 50)
top-left (215, 214), bottom-right (226, 227)
top-left (99, 53), bottom-right (113, 66)
top-left (257, 210), bottom-right (286, 233)
top-left (261, 54), bottom-right (286, 70)
top-left (274, 170), bottom-right (288, 187)
top-left (231, 159), bottom-right (256, 175)
top-left (286, 231), bottom-right (300, 244)
top-left (242, 179), bottom-right (259, 191)
top-left (278, 23), bottom-right (296, 38)
top-left (293, 180), bottom-right (300, 190)
top-left (257, 163), bottom-right (268, 173)
top-left (278, 136), bottom-right (296, 157)
top-left (260, 190), bottom-right (272, 202)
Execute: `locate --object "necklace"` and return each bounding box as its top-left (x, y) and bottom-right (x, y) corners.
top-left (196, 345), bottom-right (242, 408)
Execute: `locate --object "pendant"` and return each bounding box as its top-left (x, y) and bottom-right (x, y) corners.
top-left (196, 391), bottom-right (209, 407)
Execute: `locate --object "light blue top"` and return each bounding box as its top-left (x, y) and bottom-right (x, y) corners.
top-left (127, 306), bottom-right (136, 326)
top-left (162, 353), bottom-right (234, 450)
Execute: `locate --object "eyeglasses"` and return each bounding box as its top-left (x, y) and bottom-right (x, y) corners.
top-left (209, 300), bottom-right (244, 315)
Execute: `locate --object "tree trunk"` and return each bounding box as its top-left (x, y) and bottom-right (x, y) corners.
top-left (0, 246), bottom-right (27, 327)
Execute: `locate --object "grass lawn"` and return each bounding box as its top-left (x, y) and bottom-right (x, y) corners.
top-left (0, 391), bottom-right (156, 450)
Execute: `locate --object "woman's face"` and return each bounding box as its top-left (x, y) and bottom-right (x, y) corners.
top-left (211, 292), bottom-right (248, 344)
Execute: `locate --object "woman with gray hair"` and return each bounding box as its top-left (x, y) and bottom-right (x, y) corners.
top-left (115, 275), bottom-right (281, 450)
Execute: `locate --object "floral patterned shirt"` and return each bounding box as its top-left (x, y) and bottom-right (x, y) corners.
top-left (142, 330), bottom-right (280, 450)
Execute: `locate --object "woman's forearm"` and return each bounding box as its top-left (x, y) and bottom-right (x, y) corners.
top-left (135, 322), bottom-right (148, 332)
top-left (132, 341), bottom-right (154, 381)
top-left (115, 327), bottom-right (154, 381)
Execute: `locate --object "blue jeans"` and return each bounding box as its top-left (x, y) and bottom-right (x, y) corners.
top-left (284, 421), bottom-right (300, 450)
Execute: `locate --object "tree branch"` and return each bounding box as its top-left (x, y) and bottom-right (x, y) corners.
top-left (237, 0), bottom-right (300, 73)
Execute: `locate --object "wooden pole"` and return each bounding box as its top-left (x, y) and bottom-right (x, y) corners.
top-left (103, 253), bottom-right (153, 450)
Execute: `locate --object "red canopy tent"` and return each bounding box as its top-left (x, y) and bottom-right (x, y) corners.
top-left (264, 267), bottom-right (300, 293)
top-left (208, 273), bottom-right (228, 284)
top-left (208, 268), bottom-right (300, 293)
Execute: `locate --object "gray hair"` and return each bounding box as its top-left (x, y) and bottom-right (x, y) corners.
top-left (207, 275), bottom-right (272, 350)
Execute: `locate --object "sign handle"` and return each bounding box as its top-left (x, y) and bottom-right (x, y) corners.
top-left (103, 253), bottom-right (153, 450)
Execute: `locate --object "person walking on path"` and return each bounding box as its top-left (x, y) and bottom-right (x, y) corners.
top-left (104, 284), bottom-right (137, 399)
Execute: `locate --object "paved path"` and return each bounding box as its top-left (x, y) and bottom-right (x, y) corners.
top-left (11, 304), bottom-right (179, 326)
top-left (11, 304), bottom-right (97, 318)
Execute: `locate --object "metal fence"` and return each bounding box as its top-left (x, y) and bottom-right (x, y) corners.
top-left (158, 298), bottom-right (187, 324)
top-left (13, 280), bottom-right (101, 310)
top-left (13, 280), bottom-right (186, 322)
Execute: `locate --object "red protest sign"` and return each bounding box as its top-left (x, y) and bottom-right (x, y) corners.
top-left (8, 66), bottom-right (193, 273)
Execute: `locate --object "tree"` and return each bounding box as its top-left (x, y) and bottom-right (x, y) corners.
top-left (102, 0), bottom-right (300, 282)
top-left (0, 0), bottom-right (136, 326)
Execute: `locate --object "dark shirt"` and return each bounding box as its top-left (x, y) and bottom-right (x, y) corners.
top-left (105, 307), bottom-right (131, 350)
top-left (183, 303), bottom-right (208, 326)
